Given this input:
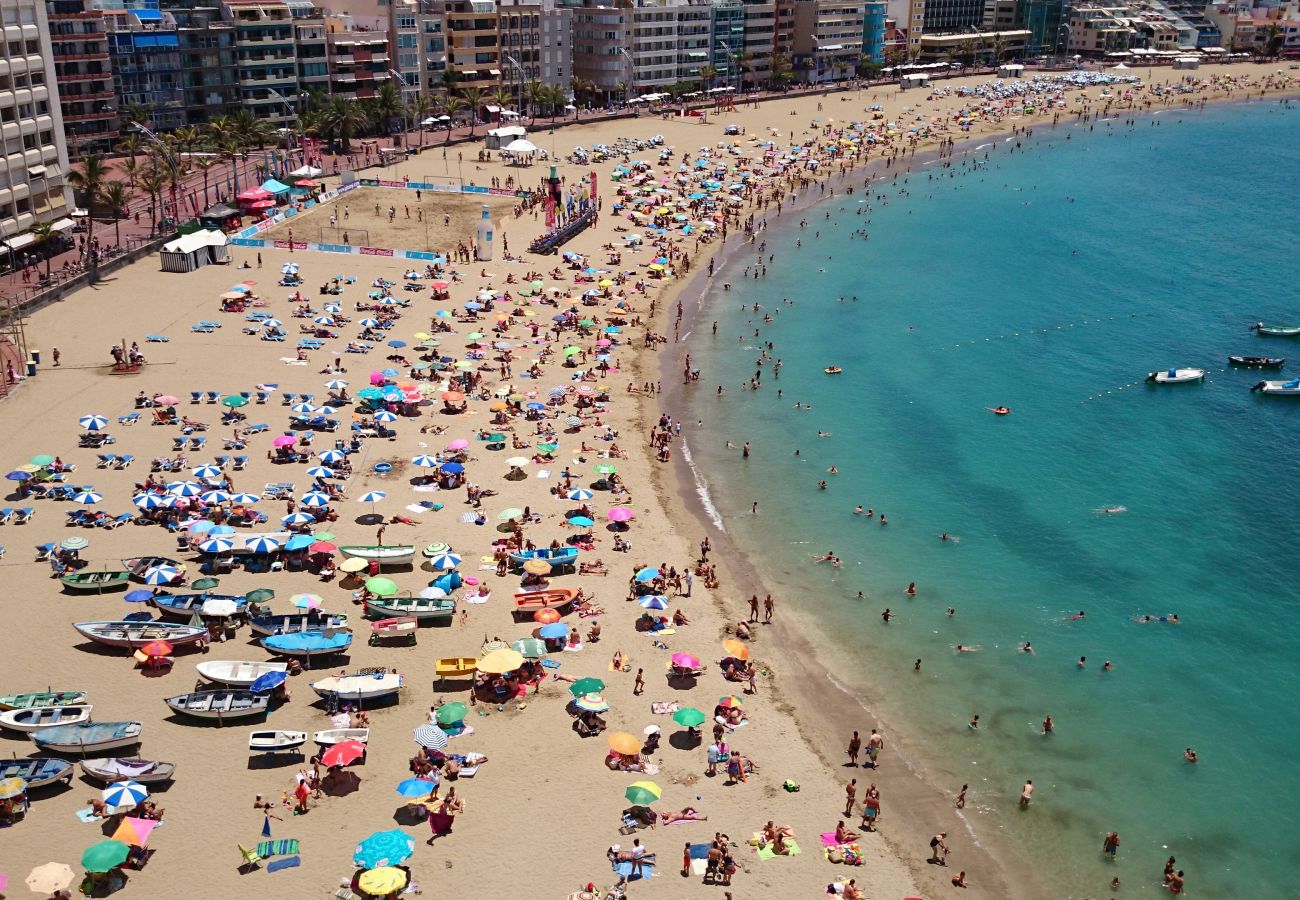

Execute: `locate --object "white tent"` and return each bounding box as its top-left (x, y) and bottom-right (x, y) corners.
top-left (160, 229), bottom-right (230, 273)
top-left (504, 138), bottom-right (538, 154)
top-left (998, 63), bottom-right (1025, 78)
top-left (485, 125), bottom-right (527, 149)
top-left (287, 165), bottom-right (322, 178)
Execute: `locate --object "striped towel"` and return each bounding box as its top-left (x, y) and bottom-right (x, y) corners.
top-left (257, 839), bottom-right (299, 858)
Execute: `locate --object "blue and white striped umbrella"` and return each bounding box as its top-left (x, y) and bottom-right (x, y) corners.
top-left (358, 491), bottom-right (387, 504)
top-left (101, 780), bottom-right (149, 809)
top-left (372, 410), bottom-right (398, 423)
top-left (167, 481), bottom-right (204, 497)
top-left (191, 465), bottom-right (223, 480)
top-left (79, 414), bottom-right (110, 431)
top-left (229, 492), bottom-right (261, 504)
top-left (282, 512), bottom-right (315, 526)
top-left (262, 319), bottom-right (283, 329)
top-left (323, 304), bottom-right (342, 314)
top-left (291, 403), bottom-right (318, 415)
top-left (201, 490), bottom-right (231, 504)
top-left (427, 551), bottom-right (461, 571)
top-left (412, 724), bottom-right (449, 750)
top-left (280, 262), bottom-right (299, 275)
top-left (246, 536), bottom-right (282, 554)
top-left (358, 318), bottom-right (380, 327)
top-left (410, 454), bottom-right (439, 468)
top-left (305, 466), bottom-right (334, 479)
top-left (313, 316), bottom-right (336, 326)
top-left (318, 449), bottom-right (345, 463)
top-left (638, 594), bottom-right (671, 610)
top-left (324, 379), bottom-right (348, 390)
top-left (142, 565), bottom-right (181, 585)
top-left (299, 492), bottom-right (330, 508)
top-left (566, 489), bottom-right (595, 501)
top-left (317, 406), bottom-right (336, 415)
top-left (199, 537), bottom-right (235, 554)
top-left (72, 490), bottom-right (103, 505)
top-left (133, 493), bottom-right (173, 510)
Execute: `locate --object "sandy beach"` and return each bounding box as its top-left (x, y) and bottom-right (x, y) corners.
top-left (2, 64), bottom-right (1294, 900)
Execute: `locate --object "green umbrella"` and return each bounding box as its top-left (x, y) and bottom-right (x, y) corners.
top-left (593, 464), bottom-right (617, 475)
top-left (579, 319), bottom-right (595, 327)
top-left (511, 637), bottom-right (547, 659)
top-left (221, 395), bottom-right (249, 408)
top-left (672, 707), bottom-right (707, 728)
top-left (434, 701), bottom-right (468, 726)
top-left (365, 577), bottom-right (398, 597)
top-left (246, 587), bottom-right (275, 603)
top-left (466, 332), bottom-right (484, 341)
top-left (497, 507), bottom-right (523, 521)
top-left (568, 677), bottom-right (606, 697)
top-left (563, 346), bottom-right (582, 357)
top-left (82, 839), bottom-right (130, 873)
top-left (312, 531), bottom-right (335, 541)
top-left (30, 454), bottom-right (55, 467)
top-left (624, 782), bottom-right (662, 806)
top-left (538, 443), bottom-right (559, 454)
top-left (192, 577), bottom-right (220, 591)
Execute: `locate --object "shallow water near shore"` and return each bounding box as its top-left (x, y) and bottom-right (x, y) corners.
top-left (681, 100), bottom-right (1300, 897)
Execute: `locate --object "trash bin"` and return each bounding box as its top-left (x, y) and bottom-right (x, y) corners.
top-left (26, 359), bottom-right (36, 377)
top-left (31, 349), bottom-right (41, 365)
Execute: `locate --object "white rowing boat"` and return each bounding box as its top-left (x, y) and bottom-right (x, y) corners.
top-left (196, 660), bottom-right (289, 688)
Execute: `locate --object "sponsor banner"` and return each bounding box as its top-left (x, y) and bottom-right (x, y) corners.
top-left (231, 238), bottom-right (265, 247)
top-left (272, 240), bottom-right (308, 250)
top-left (359, 246), bottom-right (395, 257)
top-left (316, 243), bottom-right (352, 254)
top-left (401, 250), bottom-right (440, 261)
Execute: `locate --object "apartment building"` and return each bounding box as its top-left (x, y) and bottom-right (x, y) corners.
top-left (1065, 4), bottom-right (1135, 53)
top-left (710, 0), bottom-right (745, 87)
top-left (537, 0), bottom-right (572, 89)
top-left (46, 0), bottom-right (119, 155)
top-left (325, 13), bottom-right (392, 100)
top-left (101, 2), bottom-right (185, 131)
top-left (442, 0), bottom-right (500, 94)
top-left (791, 0), bottom-right (865, 81)
top-left (900, 0), bottom-right (984, 52)
top-left (570, 4), bottom-right (629, 97)
top-left (221, 0), bottom-right (298, 125)
top-left (0, 0), bottom-right (75, 257)
top-left (168, 3), bottom-right (239, 125)
top-left (863, 0), bottom-right (885, 59)
top-left (292, 13), bottom-right (326, 94)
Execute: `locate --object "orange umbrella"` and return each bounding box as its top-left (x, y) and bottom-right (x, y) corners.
top-left (522, 559), bottom-right (551, 575)
top-left (533, 608), bottom-right (561, 624)
top-left (140, 640), bottom-right (174, 658)
top-left (440, 391), bottom-right (465, 402)
top-left (608, 731), bottom-right (641, 755)
top-left (722, 639), bottom-right (749, 661)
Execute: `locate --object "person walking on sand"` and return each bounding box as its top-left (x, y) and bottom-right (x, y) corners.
top-left (866, 729), bottom-right (884, 768)
top-left (763, 594), bottom-right (774, 623)
top-left (844, 778), bottom-right (857, 816)
top-left (1020, 780), bottom-right (1034, 807)
top-left (928, 832), bottom-right (949, 865)
top-left (847, 730), bottom-right (861, 766)
top-left (748, 594), bottom-right (759, 622)
top-left (955, 784), bottom-right (967, 808)
top-left (633, 668), bottom-right (645, 695)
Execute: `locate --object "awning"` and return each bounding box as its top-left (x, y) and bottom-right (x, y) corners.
top-left (27, 165), bottom-right (47, 178)
top-left (489, 68), bottom-right (501, 75)
top-left (3, 232), bottom-right (37, 251)
top-left (51, 217), bottom-right (76, 233)
top-left (260, 179), bottom-right (291, 194)
top-left (462, 70), bottom-right (479, 76)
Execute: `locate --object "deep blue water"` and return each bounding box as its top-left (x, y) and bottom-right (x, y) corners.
top-left (682, 100), bottom-right (1300, 897)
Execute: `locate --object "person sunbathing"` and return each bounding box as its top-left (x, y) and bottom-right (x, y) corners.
top-left (607, 845), bottom-right (656, 864)
top-left (658, 807), bottom-right (707, 824)
top-left (579, 559), bottom-right (608, 576)
top-left (762, 821), bottom-right (795, 844)
top-left (835, 821), bottom-right (860, 843)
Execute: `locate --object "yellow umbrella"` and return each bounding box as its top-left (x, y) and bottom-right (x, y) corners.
top-left (339, 557), bottom-right (369, 573)
top-left (15, 463), bottom-right (41, 473)
top-left (489, 401), bottom-right (508, 411)
top-left (722, 639), bottom-right (749, 661)
top-left (608, 731), bottom-right (642, 755)
top-left (357, 866), bottom-right (408, 895)
top-left (413, 332), bottom-right (431, 340)
top-left (477, 647), bottom-right (525, 674)
top-left (522, 558), bottom-right (551, 575)
top-left (598, 279), bottom-right (615, 288)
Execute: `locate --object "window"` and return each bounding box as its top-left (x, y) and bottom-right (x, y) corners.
top-left (397, 14), bottom-right (416, 29)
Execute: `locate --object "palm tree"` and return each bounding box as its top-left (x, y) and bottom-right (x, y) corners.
top-left (459, 87), bottom-right (483, 135)
top-left (67, 153), bottom-right (111, 253)
top-left (613, 80), bottom-right (629, 104)
top-left (407, 94), bottom-right (432, 149)
top-left (440, 68), bottom-right (460, 99)
top-left (955, 38), bottom-right (979, 67)
top-left (373, 80), bottom-right (404, 140)
top-left (443, 96), bottom-right (465, 143)
top-left (546, 84), bottom-right (567, 120)
top-left (231, 109), bottom-right (273, 150)
top-left (193, 156), bottom-right (219, 206)
top-left (488, 87), bottom-right (513, 125)
top-left (116, 156), bottom-right (140, 192)
top-left (120, 102), bottom-right (151, 132)
top-left (699, 65), bottom-right (718, 91)
top-left (525, 80), bottom-right (547, 120)
top-left (318, 96), bottom-right (371, 152)
top-left (139, 166), bottom-right (168, 233)
top-left (769, 53), bottom-right (793, 91)
top-left (29, 221), bottom-right (56, 278)
top-left (1260, 23), bottom-right (1282, 59)
top-left (735, 51), bottom-right (755, 91)
top-left (97, 182), bottom-right (131, 247)
top-left (991, 32), bottom-right (1009, 64)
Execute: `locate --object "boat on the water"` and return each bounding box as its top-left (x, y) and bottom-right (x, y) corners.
top-left (310, 672), bottom-right (404, 702)
top-left (338, 545), bottom-right (415, 567)
top-left (364, 595), bottom-right (456, 622)
top-left (60, 570), bottom-right (131, 593)
top-left (0, 757), bottom-right (74, 788)
top-left (313, 727), bottom-right (369, 747)
top-left (1146, 368), bottom-right (1206, 384)
top-left (509, 547), bottom-right (579, 572)
top-left (0, 704), bottom-right (94, 733)
top-left (196, 660), bottom-right (288, 688)
top-left (1229, 355), bottom-right (1285, 368)
top-left (248, 611), bottom-right (349, 637)
top-left (80, 757), bottom-right (177, 784)
top-left (1251, 378), bottom-right (1300, 396)
top-left (151, 593), bottom-right (248, 620)
top-left (165, 690), bottom-right (269, 722)
top-left (1252, 323), bottom-right (1300, 337)
top-left (73, 621), bottom-right (208, 650)
top-left (824, 366), bottom-right (842, 375)
top-left (248, 730), bottom-right (306, 753)
top-left (32, 721), bottom-right (143, 753)
top-left (0, 691), bottom-right (88, 710)
top-left (261, 630), bottom-right (353, 659)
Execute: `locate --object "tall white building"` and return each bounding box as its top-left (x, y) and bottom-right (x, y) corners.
top-left (0, 0), bottom-right (76, 262)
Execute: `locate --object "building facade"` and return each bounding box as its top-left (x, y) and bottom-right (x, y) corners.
top-left (169, 3), bottom-right (239, 125)
top-left (442, 0), bottom-right (500, 95)
top-left (102, 2), bottom-right (185, 131)
top-left (791, 0), bottom-right (865, 81)
top-left (863, 0), bottom-right (886, 59)
top-left (46, 0), bottom-right (120, 155)
top-left (222, 0), bottom-right (298, 126)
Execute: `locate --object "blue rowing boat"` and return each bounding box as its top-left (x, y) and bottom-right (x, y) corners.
top-left (509, 547), bottom-right (579, 572)
top-left (261, 630), bottom-right (353, 659)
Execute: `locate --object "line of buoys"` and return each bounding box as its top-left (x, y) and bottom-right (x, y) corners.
top-left (1084, 370), bottom-right (1229, 401)
top-left (947, 315), bottom-right (1151, 351)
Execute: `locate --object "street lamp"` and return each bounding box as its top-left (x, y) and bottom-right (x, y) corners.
top-left (618, 47), bottom-right (635, 105)
top-left (505, 54), bottom-right (524, 120)
top-left (719, 40), bottom-right (741, 92)
top-left (132, 121), bottom-right (182, 229)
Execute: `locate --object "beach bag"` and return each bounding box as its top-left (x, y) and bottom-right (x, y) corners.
top-left (827, 848), bottom-right (845, 864)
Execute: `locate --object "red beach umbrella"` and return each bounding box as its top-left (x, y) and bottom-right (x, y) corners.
top-left (321, 740), bottom-right (366, 767)
top-left (140, 640), bottom-right (174, 658)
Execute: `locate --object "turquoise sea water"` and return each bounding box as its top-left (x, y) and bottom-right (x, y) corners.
top-left (682, 101), bottom-right (1300, 897)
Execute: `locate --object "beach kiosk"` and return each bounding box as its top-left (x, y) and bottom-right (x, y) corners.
top-left (900, 73), bottom-right (930, 90)
top-left (159, 229), bottom-right (230, 273)
top-left (486, 125), bottom-right (527, 150)
top-left (1173, 56), bottom-right (1200, 70)
top-left (998, 63), bottom-right (1025, 78)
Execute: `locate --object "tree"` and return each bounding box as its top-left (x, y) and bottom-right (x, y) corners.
top-left (546, 84), bottom-right (568, 120)
top-left (443, 96), bottom-right (464, 143)
top-left (231, 109), bottom-right (274, 150)
top-left (407, 94), bottom-right (432, 149)
top-left (120, 102), bottom-right (151, 132)
top-left (699, 65), bottom-right (718, 90)
top-left (735, 51), bottom-right (755, 91)
top-left (613, 80), bottom-right (629, 104)
top-left (991, 32), bottom-right (1009, 64)
top-left (1261, 23), bottom-right (1282, 59)
top-left (97, 182), bottom-right (131, 247)
top-left (139, 166), bottom-right (168, 233)
top-left (67, 153), bottom-right (111, 254)
top-left (318, 96), bottom-right (371, 152)
top-left (440, 68), bottom-right (460, 99)
top-left (489, 87), bottom-right (513, 125)
top-left (459, 87), bottom-right (483, 135)
top-left (769, 53), bottom-right (793, 90)
top-left (193, 156), bottom-right (219, 206)
top-left (955, 38), bottom-right (979, 67)
top-left (525, 80), bottom-right (547, 120)
top-left (373, 80), bottom-right (404, 138)
top-left (116, 156), bottom-right (140, 192)
top-left (29, 221), bottom-right (56, 278)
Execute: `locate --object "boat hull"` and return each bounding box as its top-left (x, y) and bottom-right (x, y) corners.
top-left (151, 593), bottom-right (249, 620)
top-left (1229, 356), bottom-right (1285, 368)
top-left (0, 758), bottom-right (74, 788)
top-left (60, 571), bottom-right (131, 593)
top-left (248, 731), bottom-right (307, 753)
top-left (196, 660), bottom-right (288, 688)
top-left (261, 631), bottom-right (353, 658)
top-left (0, 705), bottom-right (93, 733)
top-left (1147, 369), bottom-right (1205, 384)
top-left (435, 657), bottom-right (479, 678)
top-left (1252, 379), bottom-right (1300, 396)
top-left (1254, 325), bottom-right (1300, 337)
top-left (32, 722), bottom-right (143, 754)
top-left (249, 613), bottom-right (349, 637)
top-left (73, 621), bottom-right (208, 650)
top-left (313, 728), bottom-right (370, 747)
top-left (309, 673), bottom-right (403, 702)
top-left (165, 691), bottom-right (269, 721)
top-left (509, 549), bottom-right (579, 572)
top-left (338, 545), bottom-right (415, 567)
top-left (0, 691), bottom-right (88, 711)
top-left (364, 597), bottom-right (456, 622)
top-left (80, 758), bottom-right (177, 784)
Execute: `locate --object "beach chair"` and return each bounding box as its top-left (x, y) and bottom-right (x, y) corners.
top-left (233, 455), bottom-right (248, 471)
top-left (119, 413), bottom-right (140, 426)
top-left (145, 334), bottom-right (169, 343)
top-left (190, 392), bottom-right (203, 404)
top-left (282, 392), bottom-right (294, 405)
top-left (191, 324), bottom-right (213, 334)
top-left (0, 508), bottom-right (11, 524)
top-left (214, 455), bottom-right (229, 469)
top-left (244, 423), bottom-right (269, 435)
top-left (237, 844), bottom-right (262, 870)
top-left (15, 507), bottom-right (33, 524)
top-left (255, 391), bottom-right (269, 404)
top-left (115, 455), bottom-right (134, 469)
top-left (206, 391), bottom-right (220, 404)
top-left (200, 320), bottom-right (222, 329)
top-left (34, 543), bottom-right (54, 561)
top-left (261, 332), bottom-right (285, 342)
top-left (190, 436), bottom-right (207, 451)
top-left (96, 453), bottom-right (116, 468)
top-left (105, 513), bottom-right (133, 529)
top-left (172, 437), bottom-right (187, 452)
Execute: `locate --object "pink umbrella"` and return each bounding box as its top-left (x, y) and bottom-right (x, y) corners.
top-left (431, 281), bottom-right (450, 290)
top-left (154, 394), bottom-right (180, 406)
top-left (576, 386), bottom-right (595, 396)
top-left (272, 435), bottom-right (296, 447)
top-left (446, 439), bottom-right (469, 451)
top-left (595, 339), bottom-right (612, 347)
top-left (370, 372), bottom-right (386, 386)
top-left (608, 507), bottom-right (634, 523)
top-left (671, 652), bottom-right (701, 669)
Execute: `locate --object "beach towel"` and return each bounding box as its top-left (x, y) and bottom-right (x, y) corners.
top-left (756, 840), bottom-right (801, 861)
top-left (266, 856), bottom-right (300, 873)
top-left (76, 807), bottom-right (102, 823)
top-left (819, 833), bottom-right (842, 848)
top-left (688, 844), bottom-right (711, 859)
top-left (257, 839), bottom-right (299, 858)
top-left (541, 659), bottom-right (562, 669)
top-left (562, 640), bottom-right (584, 653)
top-left (612, 861), bottom-right (656, 881)
top-left (650, 701), bottom-right (680, 715)
top-left (690, 858), bottom-right (709, 877)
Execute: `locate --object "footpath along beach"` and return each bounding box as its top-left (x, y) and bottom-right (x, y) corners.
top-left (0, 66), bottom-right (1295, 900)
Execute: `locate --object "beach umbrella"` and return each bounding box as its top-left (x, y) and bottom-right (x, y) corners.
top-left (670, 653), bottom-right (701, 670)
top-left (142, 565), bottom-right (180, 586)
top-left (418, 585), bottom-right (448, 600)
top-left (435, 702), bottom-right (468, 727)
top-left (291, 592), bottom-right (324, 610)
top-left (249, 670), bottom-right (287, 693)
top-left (221, 395), bottom-right (249, 408)
top-left (498, 507), bottom-right (524, 522)
top-left (192, 576), bottom-right (221, 591)
top-left (593, 463), bottom-right (617, 475)
top-left (411, 454), bottom-right (439, 468)
top-left (574, 693), bottom-right (609, 713)
top-left (72, 490), bottom-right (103, 505)
top-left (717, 695), bottom-right (744, 709)
top-left (123, 589), bottom-right (153, 604)
top-left (412, 724), bottom-right (449, 750)
top-left (635, 567), bottom-right (659, 583)
top-left (365, 577), bottom-right (398, 597)
top-left (322, 740), bottom-right (367, 768)
top-left (565, 416), bottom-right (584, 428)
top-left (299, 491), bottom-right (330, 508)
top-left (309, 541), bottom-right (337, 554)
top-left (167, 481), bottom-right (203, 497)
top-left (722, 638), bottom-right (750, 660)
top-left (305, 466), bottom-right (334, 479)
top-left (26, 454), bottom-right (51, 467)
top-left (26, 863), bottom-right (75, 894)
top-left (339, 558), bottom-right (368, 573)
top-left (281, 512), bottom-right (314, 526)
top-left (154, 394), bottom-right (180, 406)
top-left (446, 439), bottom-right (470, 451)
top-left (506, 456), bottom-right (530, 469)
top-left (230, 492), bottom-right (260, 504)
top-left (324, 379), bottom-right (348, 390)
top-left (318, 449), bottom-right (345, 463)
top-left (567, 489), bottom-right (595, 501)
top-left (139, 640), bottom-right (173, 659)
top-left (521, 559), bottom-right (550, 576)
top-left (0, 776), bottom-right (26, 799)
top-left (395, 778), bottom-right (436, 799)
top-left (357, 867), bottom-right (408, 895)
top-left (440, 461), bottom-right (465, 475)
top-left (538, 623), bottom-right (570, 640)
top-left (133, 493), bottom-right (174, 510)
top-left (359, 490), bottom-right (386, 505)
top-left (569, 677), bottom-right (606, 697)
top-left (110, 816), bottom-right (158, 847)
top-left (101, 781), bottom-right (148, 810)
top-left (280, 262), bottom-right (299, 275)
top-left (533, 608), bottom-right (561, 625)
top-left (78, 414), bottom-right (110, 431)
top-left (291, 403), bottom-right (318, 415)
top-left (5, 471), bottom-right (31, 483)
top-left (272, 435), bottom-right (296, 448)
top-left (624, 781), bottom-right (660, 805)
top-left (673, 707), bottom-right (707, 728)
top-left (246, 588), bottom-right (275, 604)
top-left (608, 507), bottom-right (633, 523)
top-left (199, 537), bottom-right (235, 554)
top-left (477, 648), bottom-right (525, 674)
top-left (59, 536), bottom-right (90, 552)
top-left (314, 316), bottom-right (336, 326)
top-left (284, 534), bottom-right (314, 552)
top-left (608, 732), bottom-right (642, 756)
top-left (427, 551), bottom-right (461, 571)
top-left (511, 637), bottom-right (547, 658)
top-left (638, 595), bottom-right (670, 610)
top-left (567, 516), bottom-right (594, 528)
top-left (358, 318), bottom-right (380, 328)
top-left (246, 536), bottom-right (282, 554)
top-left (201, 598), bottom-right (240, 617)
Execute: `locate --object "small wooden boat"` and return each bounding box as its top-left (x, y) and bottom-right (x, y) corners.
top-left (165, 690), bottom-right (269, 722)
top-left (435, 657), bottom-right (479, 678)
top-left (1146, 368), bottom-right (1205, 384)
top-left (0, 691), bottom-right (88, 711)
top-left (60, 570), bottom-right (131, 593)
top-left (0, 704), bottom-right (94, 733)
top-left (310, 672), bottom-right (404, 703)
top-left (1229, 355), bottom-right (1285, 368)
top-left (81, 757), bottom-right (176, 784)
top-left (1252, 323), bottom-right (1300, 337)
top-left (261, 630), bottom-right (353, 659)
top-left (513, 588), bottom-right (577, 618)
top-left (32, 721), bottom-right (143, 754)
top-left (73, 621), bottom-right (208, 650)
top-left (151, 593), bottom-right (249, 620)
top-left (313, 727), bottom-right (369, 747)
top-left (1251, 378), bottom-right (1300, 396)
top-left (823, 366), bottom-right (842, 375)
top-left (364, 595), bottom-right (457, 622)
top-left (248, 731), bottom-right (307, 753)
top-left (122, 556), bottom-right (185, 582)
top-left (369, 616), bottom-right (418, 646)
top-left (0, 757), bottom-right (74, 788)
top-left (338, 545), bottom-right (415, 567)
top-left (249, 611), bottom-right (349, 637)
top-left (509, 547), bottom-right (579, 572)
top-left (196, 660), bottom-right (288, 688)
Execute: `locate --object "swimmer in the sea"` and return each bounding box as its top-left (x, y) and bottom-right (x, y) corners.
top-left (1067, 611), bottom-right (1085, 621)
top-left (854, 505), bottom-right (864, 515)
top-left (955, 645), bottom-right (979, 653)
top-left (1020, 642), bottom-right (1035, 654)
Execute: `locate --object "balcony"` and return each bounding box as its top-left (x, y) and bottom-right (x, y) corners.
top-left (62, 110), bottom-right (118, 123)
top-left (60, 90), bottom-right (116, 102)
top-left (57, 70), bottom-right (113, 82)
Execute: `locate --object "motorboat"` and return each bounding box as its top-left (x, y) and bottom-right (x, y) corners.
top-left (151, 593), bottom-right (248, 620)
top-left (0, 757), bottom-right (74, 788)
top-left (196, 660), bottom-right (288, 688)
top-left (32, 722), bottom-right (143, 754)
top-left (364, 595), bottom-right (456, 623)
top-left (261, 630), bottom-right (353, 659)
top-left (1252, 323), bottom-right (1300, 337)
top-left (313, 728), bottom-right (370, 747)
top-left (513, 588), bottom-right (576, 619)
top-left (59, 570), bottom-right (131, 593)
top-left (824, 366), bottom-right (842, 375)
top-left (0, 704), bottom-right (93, 733)
top-left (0, 691), bottom-right (88, 710)
top-left (165, 690), bottom-right (269, 722)
top-left (248, 611), bottom-right (349, 637)
top-left (73, 621), bottom-right (208, 650)
top-left (1229, 355), bottom-right (1285, 368)
top-left (248, 731), bottom-right (307, 753)
top-left (435, 657), bottom-right (479, 679)
top-left (1251, 378), bottom-right (1300, 396)
top-left (1146, 368), bottom-right (1205, 384)
top-left (80, 758), bottom-right (177, 784)
top-left (338, 545), bottom-right (415, 567)
top-left (310, 672), bottom-right (404, 703)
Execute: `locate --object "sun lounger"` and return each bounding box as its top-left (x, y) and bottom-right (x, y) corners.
top-left (200, 321), bottom-right (222, 329)
top-left (237, 845), bottom-right (261, 870)
top-left (34, 543), bottom-right (54, 561)
top-left (256, 391), bottom-right (269, 404)
top-left (172, 437), bottom-right (186, 451)
top-left (118, 413), bottom-right (140, 426)
top-left (114, 455), bottom-right (134, 469)
top-left (244, 423), bottom-right (269, 434)
top-left (97, 453), bottom-right (116, 468)
top-left (233, 456), bottom-right (248, 470)
top-left (190, 392), bottom-right (202, 404)
top-left (262, 333), bottom-right (285, 342)
top-left (0, 508), bottom-right (11, 524)
top-left (190, 437), bottom-right (206, 451)
top-left (15, 507), bottom-right (33, 524)
top-left (282, 392), bottom-right (294, 405)
top-left (145, 334), bottom-right (169, 342)
top-left (206, 391), bottom-right (220, 404)
top-left (106, 513), bottom-right (132, 529)
top-left (191, 324), bottom-right (214, 334)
